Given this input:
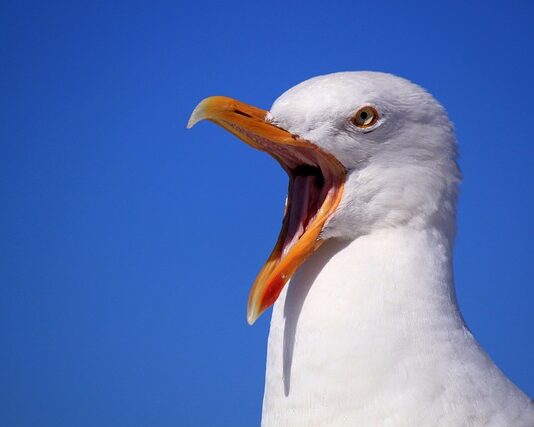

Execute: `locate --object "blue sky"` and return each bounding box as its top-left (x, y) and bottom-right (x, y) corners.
top-left (1, 1), bottom-right (533, 426)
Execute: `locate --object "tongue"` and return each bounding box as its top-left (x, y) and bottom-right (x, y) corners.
top-left (283, 175), bottom-right (314, 255)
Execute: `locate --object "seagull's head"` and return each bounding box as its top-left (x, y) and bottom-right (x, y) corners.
top-left (188, 71), bottom-right (461, 324)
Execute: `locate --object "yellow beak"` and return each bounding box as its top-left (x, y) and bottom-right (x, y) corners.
top-left (188, 96), bottom-right (346, 324)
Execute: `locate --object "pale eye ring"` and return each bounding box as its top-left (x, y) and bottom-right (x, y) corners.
top-left (352, 106), bottom-right (379, 128)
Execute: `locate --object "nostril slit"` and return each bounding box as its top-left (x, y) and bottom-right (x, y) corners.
top-left (234, 109), bottom-right (253, 118)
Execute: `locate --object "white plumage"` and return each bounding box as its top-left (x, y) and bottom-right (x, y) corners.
top-left (259, 72), bottom-right (533, 426)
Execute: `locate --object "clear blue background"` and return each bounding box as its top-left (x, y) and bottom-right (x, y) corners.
top-left (1, 1), bottom-right (533, 426)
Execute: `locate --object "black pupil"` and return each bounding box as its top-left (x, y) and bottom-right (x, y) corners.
top-left (360, 111), bottom-right (368, 120)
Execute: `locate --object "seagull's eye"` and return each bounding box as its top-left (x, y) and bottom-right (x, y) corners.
top-left (352, 106), bottom-right (379, 128)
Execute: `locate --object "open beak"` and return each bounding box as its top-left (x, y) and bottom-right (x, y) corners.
top-left (188, 96), bottom-right (346, 324)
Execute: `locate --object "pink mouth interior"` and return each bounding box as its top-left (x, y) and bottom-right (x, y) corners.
top-left (226, 120), bottom-right (332, 257)
top-left (282, 167), bottom-right (326, 255)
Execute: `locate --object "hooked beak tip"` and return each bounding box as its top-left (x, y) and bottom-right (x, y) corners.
top-left (186, 106), bottom-right (203, 129)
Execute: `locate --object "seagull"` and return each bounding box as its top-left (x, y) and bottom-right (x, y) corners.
top-left (188, 72), bottom-right (534, 426)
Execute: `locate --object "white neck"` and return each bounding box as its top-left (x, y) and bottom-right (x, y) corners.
top-left (261, 226), bottom-right (533, 426)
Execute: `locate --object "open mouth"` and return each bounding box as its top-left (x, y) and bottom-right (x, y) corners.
top-left (284, 165), bottom-right (326, 256)
top-left (188, 96), bottom-right (346, 324)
